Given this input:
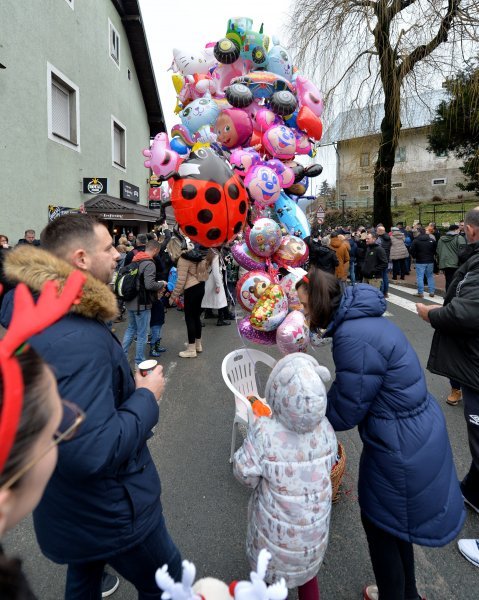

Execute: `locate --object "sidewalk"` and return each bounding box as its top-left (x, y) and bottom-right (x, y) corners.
top-left (387, 267), bottom-right (446, 297)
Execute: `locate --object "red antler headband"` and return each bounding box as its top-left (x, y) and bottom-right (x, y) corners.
top-left (0, 270), bottom-right (86, 475)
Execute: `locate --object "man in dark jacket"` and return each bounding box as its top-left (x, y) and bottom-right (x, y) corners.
top-left (417, 207), bottom-right (479, 568)
top-left (16, 228), bottom-right (41, 247)
top-left (122, 239), bottom-right (165, 366)
top-left (0, 214), bottom-right (181, 598)
top-left (376, 226), bottom-right (391, 297)
top-left (409, 228), bottom-right (437, 298)
top-left (361, 232), bottom-right (388, 287)
top-left (306, 234), bottom-right (338, 274)
top-left (123, 232), bottom-right (147, 267)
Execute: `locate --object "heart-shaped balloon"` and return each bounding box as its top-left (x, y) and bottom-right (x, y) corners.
top-left (276, 310), bottom-right (310, 355)
top-left (250, 284), bottom-right (289, 332)
top-left (238, 316), bottom-right (276, 345)
top-left (231, 242), bottom-right (266, 271)
top-left (236, 271), bottom-right (275, 312)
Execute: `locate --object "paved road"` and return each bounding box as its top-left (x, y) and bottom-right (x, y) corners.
top-left (4, 287), bottom-right (478, 599)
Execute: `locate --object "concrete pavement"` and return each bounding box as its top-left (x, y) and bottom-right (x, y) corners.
top-left (4, 292), bottom-right (478, 599)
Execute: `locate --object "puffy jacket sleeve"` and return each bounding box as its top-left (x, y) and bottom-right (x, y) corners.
top-left (429, 269), bottom-right (479, 334)
top-left (233, 422), bottom-right (264, 489)
top-left (170, 257), bottom-right (189, 301)
top-left (326, 335), bottom-right (386, 431)
top-left (32, 325), bottom-right (160, 480)
top-left (374, 246), bottom-right (388, 275)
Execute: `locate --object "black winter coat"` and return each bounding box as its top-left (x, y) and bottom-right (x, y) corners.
top-left (377, 233), bottom-right (391, 259)
top-left (309, 243), bottom-right (339, 274)
top-left (361, 244), bottom-right (388, 279)
top-left (410, 234), bottom-right (436, 264)
top-left (427, 242), bottom-right (479, 391)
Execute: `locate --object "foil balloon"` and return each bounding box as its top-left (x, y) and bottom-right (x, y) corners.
top-left (238, 317), bottom-right (277, 345)
top-left (245, 218), bottom-right (282, 257)
top-left (274, 192), bottom-right (310, 239)
top-left (276, 310), bottom-right (310, 355)
top-left (250, 284), bottom-right (289, 332)
top-left (279, 270), bottom-right (306, 311)
top-left (170, 147), bottom-right (248, 248)
top-left (231, 242), bottom-right (266, 271)
top-left (236, 271), bottom-right (275, 312)
top-left (244, 164), bottom-right (283, 207)
top-left (272, 235), bottom-right (309, 267)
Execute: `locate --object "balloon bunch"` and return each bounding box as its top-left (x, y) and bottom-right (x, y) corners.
top-left (230, 216), bottom-right (311, 354)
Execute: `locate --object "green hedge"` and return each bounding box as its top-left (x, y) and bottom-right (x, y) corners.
top-left (322, 208), bottom-right (374, 230)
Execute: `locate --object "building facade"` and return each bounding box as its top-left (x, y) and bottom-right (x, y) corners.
top-left (0, 0), bottom-right (165, 243)
top-left (323, 91), bottom-right (475, 208)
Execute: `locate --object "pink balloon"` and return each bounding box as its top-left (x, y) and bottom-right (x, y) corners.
top-left (279, 271), bottom-right (305, 311)
top-left (238, 317), bottom-right (276, 345)
top-left (236, 271), bottom-right (275, 312)
top-left (231, 242), bottom-right (266, 271)
top-left (272, 235), bottom-right (309, 267)
top-left (276, 310), bottom-right (310, 355)
top-left (245, 218), bottom-right (282, 257)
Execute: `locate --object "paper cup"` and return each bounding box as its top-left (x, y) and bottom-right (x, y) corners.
top-left (138, 359), bottom-right (158, 377)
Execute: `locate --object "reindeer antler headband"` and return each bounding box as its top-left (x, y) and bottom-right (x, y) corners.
top-left (0, 271), bottom-right (86, 474)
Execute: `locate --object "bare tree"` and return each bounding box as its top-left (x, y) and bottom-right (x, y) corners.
top-left (290, 0), bottom-right (479, 228)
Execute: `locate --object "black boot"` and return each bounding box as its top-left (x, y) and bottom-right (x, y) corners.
top-left (217, 307), bottom-right (231, 326)
top-left (204, 308), bottom-right (215, 319)
top-left (150, 339), bottom-right (167, 356)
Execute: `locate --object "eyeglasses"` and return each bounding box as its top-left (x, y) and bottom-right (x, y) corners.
top-left (0, 399), bottom-right (85, 491)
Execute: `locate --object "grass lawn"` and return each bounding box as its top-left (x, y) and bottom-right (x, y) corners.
top-left (392, 199), bottom-right (478, 227)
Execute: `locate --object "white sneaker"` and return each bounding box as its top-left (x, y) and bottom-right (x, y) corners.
top-left (458, 539), bottom-right (479, 567)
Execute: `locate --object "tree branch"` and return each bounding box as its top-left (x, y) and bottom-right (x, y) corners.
top-left (396, 0), bottom-right (461, 82)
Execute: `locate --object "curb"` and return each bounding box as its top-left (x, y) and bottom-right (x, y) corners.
top-left (388, 279), bottom-right (446, 298)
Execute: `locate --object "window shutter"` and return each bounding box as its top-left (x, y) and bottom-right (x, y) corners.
top-left (52, 81), bottom-right (70, 139)
top-left (114, 124), bottom-right (122, 165)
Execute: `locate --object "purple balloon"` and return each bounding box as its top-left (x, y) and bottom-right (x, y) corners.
top-left (231, 242), bottom-right (266, 271)
top-left (238, 317), bottom-right (276, 345)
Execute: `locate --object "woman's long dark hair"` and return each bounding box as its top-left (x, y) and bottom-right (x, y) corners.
top-left (296, 267), bottom-right (342, 331)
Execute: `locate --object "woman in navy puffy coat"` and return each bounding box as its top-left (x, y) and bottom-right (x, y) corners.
top-left (296, 268), bottom-right (465, 600)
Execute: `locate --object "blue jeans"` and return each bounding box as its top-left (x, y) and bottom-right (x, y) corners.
top-left (349, 259), bottom-right (356, 284)
top-left (380, 268), bottom-right (389, 295)
top-left (150, 325), bottom-right (162, 346)
top-left (415, 263), bottom-right (435, 295)
top-left (65, 512), bottom-right (182, 599)
top-left (122, 309), bottom-right (151, 365)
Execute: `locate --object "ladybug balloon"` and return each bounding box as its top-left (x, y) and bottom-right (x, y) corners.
top-left (171, 147), bottom-right (249, 247)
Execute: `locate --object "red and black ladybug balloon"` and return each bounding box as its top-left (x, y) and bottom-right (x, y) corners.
top-left (171, 147), bottom-right (249, 247)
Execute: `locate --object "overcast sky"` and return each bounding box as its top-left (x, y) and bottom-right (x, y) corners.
top-left (138, 0), bottom-right (337, 190)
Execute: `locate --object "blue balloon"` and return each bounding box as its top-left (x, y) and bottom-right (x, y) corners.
top-left (170, 136), bottom-right (189, 155)
top-left (274, 191), bottom-right (310, 239)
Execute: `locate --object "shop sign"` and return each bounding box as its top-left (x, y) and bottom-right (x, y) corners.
top-left (101, 213), bottom-right (124, 219)
top-left (149, 201), bottom-right (163, 210)
top-left (149, 175), bottom-right (162, 187)
top-left (120, 180), bottom-right (140, 203)
top-left (48, 205), bottom-right (81, 222)
top-left (83, 178), bottom-right (108, 194)
top-left (149, 187), bottom-right (162, 200)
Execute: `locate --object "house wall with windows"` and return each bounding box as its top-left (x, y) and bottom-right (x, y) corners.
top-left (0, 0), bottom-right (157, 242)
top-left (337, 128), bottom-right (473, 206)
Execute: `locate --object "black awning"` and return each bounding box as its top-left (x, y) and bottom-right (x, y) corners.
top-left (84, 194), bottom-right (161, 222)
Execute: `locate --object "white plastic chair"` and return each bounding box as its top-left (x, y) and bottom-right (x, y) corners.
top-left (221, 348), bottom-right (277, 462)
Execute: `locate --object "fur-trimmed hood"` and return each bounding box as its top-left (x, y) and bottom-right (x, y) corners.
top-left (3, 246), bottom-right (118, 321)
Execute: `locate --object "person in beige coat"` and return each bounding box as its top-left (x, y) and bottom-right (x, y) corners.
top-left (167, 237), bottom-right (211, 358)
top-left (389, 227), bottom-right (410, 280)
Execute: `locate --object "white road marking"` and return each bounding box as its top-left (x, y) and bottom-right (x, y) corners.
top-left (385, 292), bottom-right (442, 314)
top-left (383, 311), bottom-right (393, 317)
top-left (389, 284), bottom-right (444, 305)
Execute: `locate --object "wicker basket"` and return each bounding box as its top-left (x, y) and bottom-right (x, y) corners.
top-left (331, 442), bottom-right (346, 503)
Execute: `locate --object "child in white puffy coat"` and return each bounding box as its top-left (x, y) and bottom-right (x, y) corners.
top-left (233, 353), bottom-right (337, 600)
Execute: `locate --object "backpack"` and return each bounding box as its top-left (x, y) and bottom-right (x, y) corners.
top-left (114, 260), bottom-right (149, 301)
top-left (196, 258), bottom-right (210, 283)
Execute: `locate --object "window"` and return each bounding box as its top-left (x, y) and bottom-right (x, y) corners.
top-left (358, 184), bottom-right (370, 191)
top-left (432, 178), bottom-right (447, 186)
top-left (112, 117), bottom-right (126, 169)
top-left (436, 150), bottom-right (447, 157)
top-left (391, 182), bottom-right (403, 189)
top-left (47, 63), bottom-right (80, 151)
top-left (109, 20), bottom-right (120, 67)
top-left (395, 147), bottom-right (406, 162)
top-left (360, 152), bottom-right (370, 167)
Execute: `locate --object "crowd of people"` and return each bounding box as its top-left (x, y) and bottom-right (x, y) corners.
top-left (0, 208), bottom-right (477, 600)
